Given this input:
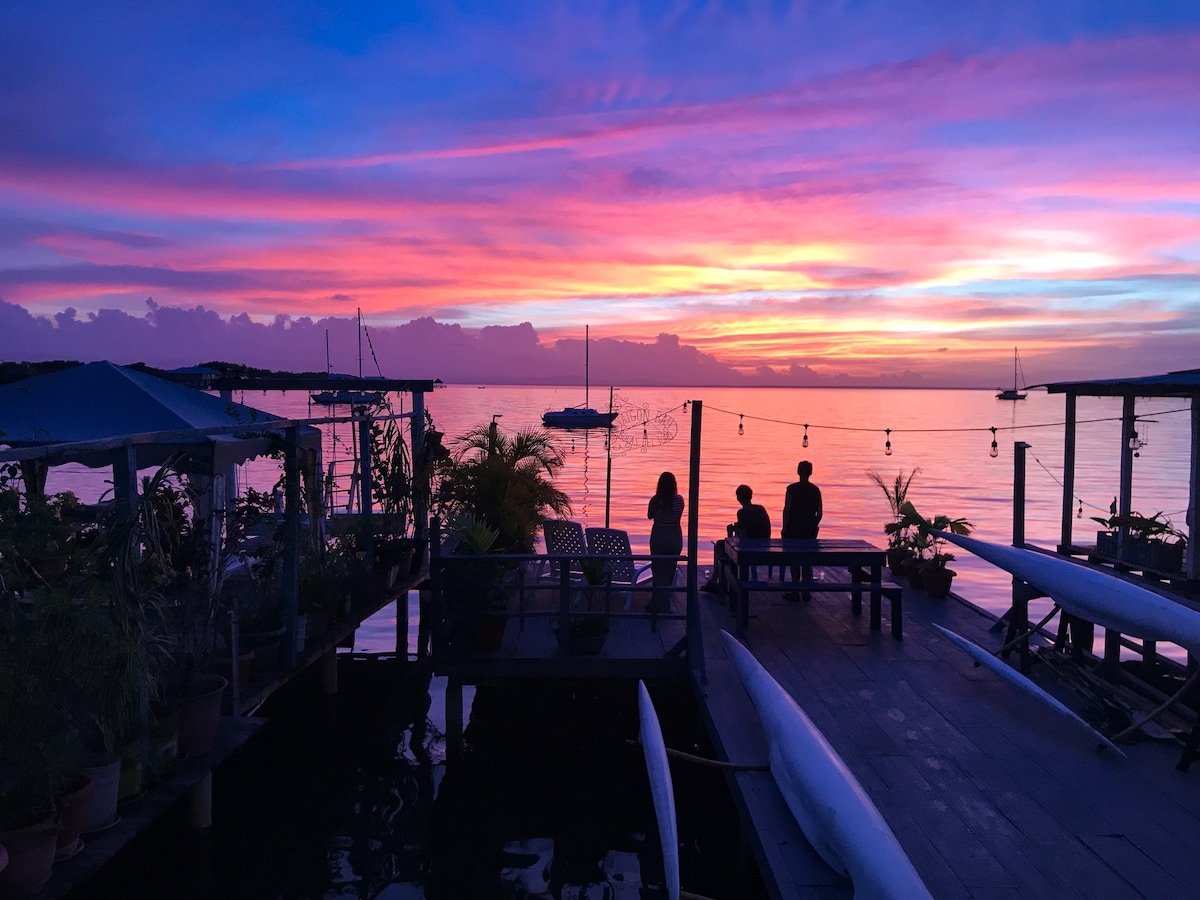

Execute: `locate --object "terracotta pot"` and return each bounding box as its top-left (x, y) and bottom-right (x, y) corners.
top-left (0, 813), bottom-right (58, 897)
top-left (887, 548), bottom-right (912, 577)
top-left (173, 674), bottom-right (228, 758)
top-left (922, 566), bottom-right (955, 599)
top-left (78, 759), bottom-right (121, 835)
top-left (55, 773), bottom-right (95, 861)
top-left (902, 556), bottom-right (926, 589)
top-left (210, 649), bottom-right (255, 688)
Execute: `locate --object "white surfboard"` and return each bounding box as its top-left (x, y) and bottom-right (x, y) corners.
top-left (638, 680), bottom-right (680, 900)
top-left (932, 623), bottom-right (1126, 756)
top-left (719, 631), bottom-right (932, 900)
top-left (935, 531), bottom-right (1200, 656)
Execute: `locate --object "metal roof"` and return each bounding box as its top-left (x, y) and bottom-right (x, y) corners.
top-left (1041, 368), bottom-right (1200, 398)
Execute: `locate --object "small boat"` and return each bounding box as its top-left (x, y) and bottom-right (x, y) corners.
top-left (310, 388), bottom-right (383, 407)
top-left (997, 347), bottom-right (1028, 400)
top-left (311, 311), bottom-right (385, 407)
top-left (935, 531), bottom-right (1200, 655)
top-left (720, 631), bottom-right (932, 900)
top-left (542, 325), bottom-right (617, 430)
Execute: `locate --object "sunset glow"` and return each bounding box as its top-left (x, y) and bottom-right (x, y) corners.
top-left (1, 2), bottom-right (1198, 384)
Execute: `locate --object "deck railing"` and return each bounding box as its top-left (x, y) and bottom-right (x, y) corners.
top-left (427, 535), bottom-right (697, 667)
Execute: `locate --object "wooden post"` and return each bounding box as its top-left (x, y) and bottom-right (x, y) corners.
top-left (687, 400), bottom-right (705, 684)
top-left (446, 678), bottom-right (463, 762)
top-left (1060, 392), bottom-right (1077, 553)
top-left (1117, 394), bottom-right (1137, 560)
top-left (411, 389), bottom-right (427, 549)
top-left (1188, 399), bottom-right (1199, 580)
top-left (319, 648), bottom-right (338, 695)
top-left (189, 772), bottom-right (213, 830)
top-left (282, 426), bottom-right (300, 668)
top-left (111, 443), bottom-right (138, 507)
top-left (1010, 442), bottom-right (1031, 672)
top-left (358, 411), bottom-right (375, 570)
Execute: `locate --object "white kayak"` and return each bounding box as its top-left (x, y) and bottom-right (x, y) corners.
top-left (935, 531), bottom-right (1200, 656)
top-left (719, 631), bottom-right (932, 900)
top-left (932, 624), bottom-right (1126, 756)
top-left (638, 680), bottom-right (680, 900)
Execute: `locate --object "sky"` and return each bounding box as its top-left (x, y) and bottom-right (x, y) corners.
top-left (1, 1), bottom-right (1198, 386)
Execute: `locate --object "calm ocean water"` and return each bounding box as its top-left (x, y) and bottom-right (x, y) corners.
top-left (45, 384), bottom-right (1193, 649)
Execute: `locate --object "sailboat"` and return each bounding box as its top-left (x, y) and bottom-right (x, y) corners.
top-left (996, 347), bottom-right (1027, 401)
top-left (542, 326), bottom-right (618, 430)
top-left (311, 309), bottom-right (384, 407)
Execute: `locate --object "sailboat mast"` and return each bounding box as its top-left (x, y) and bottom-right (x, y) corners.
top-left (357, 308), bottom-right (364, 379)
top-left (585, 325), bottom-right (590, 409)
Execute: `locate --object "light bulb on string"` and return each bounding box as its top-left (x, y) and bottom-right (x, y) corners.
top-left (1077, 501), bottom-right (1083, 518)
top-left (884, 428), bottom-right (892, 456)
top-left (682, 400), bottom-right (690, 412)
top-left (802, 424), bottom-right (809, 448)
top-left (989, 427), bottom-right (998, 458)
top-left (1128, 430), bottom-right (1141, 450)
top-left (738, 414), bottom-right (744, 436)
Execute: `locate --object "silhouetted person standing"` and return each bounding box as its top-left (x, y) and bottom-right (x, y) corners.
top-left (647, 471), bottom-right (684, 613)
top-left (781, 460), bottom-right (822, 601)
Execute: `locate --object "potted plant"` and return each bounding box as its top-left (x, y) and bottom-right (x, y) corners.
top-left (443, 515), bottom-right (511, 652)
top-left (1091, 508), bottom-right (1185, 571)
top-left (556, 559), bottom-right (610, 655)
top-left (870, 468), bottom-right (920, 574)
top-left (892, 502), bottom-right (973, 598)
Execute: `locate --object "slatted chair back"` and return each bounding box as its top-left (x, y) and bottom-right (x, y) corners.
top-left (583, 527), bottom-right (656, 612)
top-left (540, 519), bottom-right (587, 579)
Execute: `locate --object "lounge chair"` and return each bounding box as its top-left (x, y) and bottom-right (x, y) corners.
top-left (583, 527), bottom-right (655, 611)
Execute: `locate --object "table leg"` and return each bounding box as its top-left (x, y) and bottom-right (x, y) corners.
top-left (870, 564), bottom-right (882, 631)
top-left (851, 565), bottom-right (863, 617)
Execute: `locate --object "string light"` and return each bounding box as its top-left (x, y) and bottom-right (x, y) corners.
top-left (1128, 430), bottom-right (1141, 450)
top-left (989, 427), bottom-right (998, 458)
top-left (738, 414), bottom-right (744, 436)
top-left (884, 428), bottom-right (892, 456)
top-left (682, 400), bottom-right (690, 412)
top-left (802, 424), bottom-right (809, 448)
top-left (1077, 501), bottom-right (1083, 518)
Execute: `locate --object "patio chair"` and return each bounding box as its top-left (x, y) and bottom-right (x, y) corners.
top-left (538, 519), bottom-right (587, 584)
top-left (583, 527), bottom-right (656, 611)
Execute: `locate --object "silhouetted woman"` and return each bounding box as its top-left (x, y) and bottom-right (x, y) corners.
top-left (647, 471), bottom-right (684, 613)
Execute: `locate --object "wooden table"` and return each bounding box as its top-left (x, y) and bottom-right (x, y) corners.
top-left (723, 538), bottom-right (902, 638)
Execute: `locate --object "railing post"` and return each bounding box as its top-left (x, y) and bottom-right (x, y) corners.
top-left (687, 399), bottom-right (705, 684)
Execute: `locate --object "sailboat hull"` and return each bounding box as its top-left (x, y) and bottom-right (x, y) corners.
top-left (541, 408), bottom-right (617, 429)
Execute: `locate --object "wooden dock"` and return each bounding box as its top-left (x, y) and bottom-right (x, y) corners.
top-left (694, 573), bottom-right (1200, 899)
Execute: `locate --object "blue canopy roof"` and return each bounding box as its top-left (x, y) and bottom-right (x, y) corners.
top-left (0, 361), bottom-right (320, 473)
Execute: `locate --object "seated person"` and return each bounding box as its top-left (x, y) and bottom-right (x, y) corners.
top-left (700, 485), bottom-right (771, 593)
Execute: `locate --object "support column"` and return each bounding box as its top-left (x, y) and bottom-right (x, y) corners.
top-left (189, 772), bottom-right (213, 830)
top-left (686, 400), bottom-right (705, 685)
top-left (1010, 442), bottom-right (1031, 673)
top-left (319, 648), bottom-right (338, 696)
top-left (1117, 395), bottom-right (1137, 560)
top-left (282, 427), bottom-right (300, 668)
top-left (1060, 393), bottom-right (1077, 553)
top-left (446, 678), bottom-right (463, 762)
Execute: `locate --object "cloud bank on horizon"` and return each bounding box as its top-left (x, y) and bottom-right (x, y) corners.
top-left (1, 1), bottom-right (1197, 385)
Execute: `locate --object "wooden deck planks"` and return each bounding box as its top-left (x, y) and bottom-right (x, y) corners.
top-left (696, 579), bottom-right (1200, 900)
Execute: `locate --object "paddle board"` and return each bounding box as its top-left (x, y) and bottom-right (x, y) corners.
top-left (935, 531), bottom-right (1200, 655)
top-left (719, 631), bottom-right (932, 900)
top-left (638, 680), bottom-right (680, 900)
